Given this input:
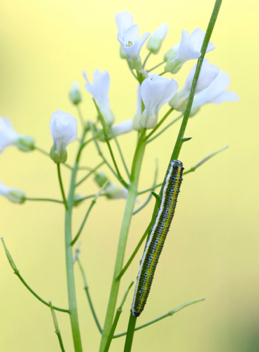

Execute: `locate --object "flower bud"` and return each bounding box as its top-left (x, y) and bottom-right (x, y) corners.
top-left (94, 172), bottom-right (110, 188)
top-left (147, 23), bottom-right (168, 55)
top-left (105, 183), bottom-right (128, 200)
top-left (50, 110), bottom-right (77, 164)
top-left (0, 181), bottom-right (26, 204)
top-left (69, 82), bottom-right (82, 105)
top-left (0, 117), bottom-right (35, 153)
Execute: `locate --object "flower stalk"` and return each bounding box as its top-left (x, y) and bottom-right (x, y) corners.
top-left (99, 129), bottom-right (147, 352)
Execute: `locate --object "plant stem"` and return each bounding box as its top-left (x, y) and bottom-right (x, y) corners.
top-left (49, 301), bottom-right (66, 352)
top-left (114, 298), bottom-right (205, 338)
top-left (1, 237), bottom-right (69, 313)
top-left (103, 281), bottom-right (134, 352)
top-left (71, 181), bottom-right (109, 246)
top-left (76, 105), bottom-right (85, 129)
top-left (171, 0), bottom-right (222, 161)
top-left (147, 61), bottom-right (164, 73)
top-left (76, 161), bottom-right (105, 187)
top-left (92, 99), bottom-right (129, 189)
top-left (183, 145), bottom-right (229, 175)
top-left (133, 160), bottom-right (158, 215)
top-left (64, 128), bottom-right (88, 352)
top-left (77, 258), bottom-right (103, 334)
top-left (124, 313), bottom-right (137, 352)
top-left (25, 197), bottom-right (63, 204)
top-left (57, 164), bottom-right (68, 210)
top-left (145, 108), bottom-right (174, 141)
top-left (142, 52), bottom-right (151, 69)
top-left (99, 129), bottom-right (147, 352)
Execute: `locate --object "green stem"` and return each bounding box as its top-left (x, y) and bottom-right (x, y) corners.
top-left (124, 313), bottom-right (137, 352)
top-left (64, 129), bottom-right (88, 352)
top-left (25, 197), bottom-right (63, 204)
top-left (133, 160), bottom-right (158, 215)
top-left (159, 71), bottom-right (166, 76)
top-left (49, 301), bottom-right (66, 352)
top-left (142, 52), bottom-right (151, 69)
top-left (114, 298), bottom-right (205, 338)
top-left (116, 224), bottom-right (149, 281)
top-left (117, 192), bottom-right (161, 280)
top-left (183, 145), bottom-right (229, 175)
top-left (76, 161), bottom-right (105, 187)
top-left (147, 113), bottom-right (183, 144)
top-left (1, 237), bottom-right (69, 313)
top-left (57, 164), bottom-right (68, 210)
top-left (138, 182), bottom-right (163, 195)
top-left (77, 258), bottom-right (103, 334)
top-left (103, 281), bottom-right (134, 352)
top-left (88, 121), bottom-right (126, 187)
top-left (76, 105), bottom-right (85, 129)
top-left (99, 129), bottom-right (147, 352)
top-left (145, 108), bottom-right (174, 141)
top-left (71, 181), bottom-right (109, 246)
top-left (147, 61), bottom-right (164, 73)
top-left (171, 0), bottom-right (222, 161)
top-left (92, 99), bottom-right (129, 189)
top-left (110, 130), bottom-right (131, 180)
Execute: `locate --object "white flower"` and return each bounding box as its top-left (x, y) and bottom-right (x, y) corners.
top-left (0, 117), bottom-right (35, 153)
top-left (135, 74), bottom-right (178, 129)
top-left (164, 28), bottom-right (215, 74)
top-left (115, 11), bottom-right (134, 38)
top-left (0, 181), bottom-right (25, 204)
top-left (169, 58), bottom-right (219, 111)
top-left (50, 110), bottom-right (77, 164)
top-left (83, 69), bottom-right (115, 126)
top-left (69, 82), bottom-right (82, 105)
top-left (147, 23), bottom-right (168, 55)
top-left (190, 71), bottom-right (239, 116)
top-left (112, 120), bottom-right (134, 136)
top-left (116, 11), bottom-right (150, 71)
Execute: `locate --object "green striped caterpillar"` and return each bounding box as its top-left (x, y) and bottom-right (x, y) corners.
top-left (132, 160), bottom-right (184, 317)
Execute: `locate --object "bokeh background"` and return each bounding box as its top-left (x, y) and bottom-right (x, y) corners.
top-left (0, 0), bottom-right (258, 351)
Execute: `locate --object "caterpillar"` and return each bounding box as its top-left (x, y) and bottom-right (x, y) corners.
top-left (131, 160), bottom-right (184, 317)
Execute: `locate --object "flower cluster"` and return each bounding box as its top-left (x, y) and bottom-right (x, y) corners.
top-left (0, 10), bottom-right (239, 204)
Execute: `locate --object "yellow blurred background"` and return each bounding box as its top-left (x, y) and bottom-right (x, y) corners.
top-left (0, 0), bottom-right (258, 351)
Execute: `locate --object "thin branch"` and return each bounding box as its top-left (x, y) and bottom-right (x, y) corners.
top-left (57, 164), bottom-right (68, 210)
top-left (77, 257), bottom-right (103, 334)
top-left (88, 121), bottom-right (127, 187)
top-left (76, 161), bottom-right (105, 187)
top-left (116, 192), bottom-right (161, 280)
top-left (142, 52), bottom-right (152, 69)
top-left (183, 145), bottom-right (229, 175)
top-left (145, 108), bottom-right (174, 141)
top-left (110, 130), bottom-right (131, 180)
top-left (113, 298), bottom-right (205, 338)
top-left (171, 0), bottom-right (223, 161)
top-left (70, 181), bottom-right (109, 246)
top-left (49, 301), bottom-right (66, 352)
top-left (76, 105), bottom-right (85, 129)
top-left (1, 238), bottom-right (69, 314)
top-left (25, 197), bottom-right (63, 204)
top-left (138, 182), bottom-right (163, 195)
top-left (133, 160), bottom-right (158, 215)
top-left (92, 99), bottom-right (129, 189)
top-left (104, 282), bottom-right (134, 352)
top-left (147, 61), bottom-right (165, 73)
